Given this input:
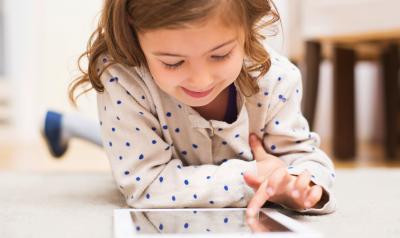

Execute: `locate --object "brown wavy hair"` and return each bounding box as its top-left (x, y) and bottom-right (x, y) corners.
top-left (69, 0), bottom-right (280, 105)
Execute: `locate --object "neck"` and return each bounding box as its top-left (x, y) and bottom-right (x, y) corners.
top-left (192, 86), bottom-right (230, 121)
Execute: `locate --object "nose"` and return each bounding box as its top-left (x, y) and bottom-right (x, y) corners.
top-left (186, 64), bottom-right (214, 90)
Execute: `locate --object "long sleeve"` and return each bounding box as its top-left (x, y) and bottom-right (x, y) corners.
top-left (261, 58), bottom-right (336, 214)
top-left (97, 63), bottom-right (257, 208)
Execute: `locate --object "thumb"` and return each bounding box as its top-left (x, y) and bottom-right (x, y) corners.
top-left (249, 134), bottom-right (266, 161)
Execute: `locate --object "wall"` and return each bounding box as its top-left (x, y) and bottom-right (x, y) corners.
top-left (3, 0), bottom-right (102, 142)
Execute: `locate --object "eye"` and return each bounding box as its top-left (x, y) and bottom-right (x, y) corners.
top-left (211, 51), bottom-right (232, 61)
top-left (163, 60), bottom-right (184, 70)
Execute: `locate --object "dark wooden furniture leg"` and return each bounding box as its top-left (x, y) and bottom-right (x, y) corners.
top-left (333, 46), bottom-right (356, 160)
top-left (381, 44), bottom-right (399, 159)
top-left (303, 41), bottom-right (321, 130)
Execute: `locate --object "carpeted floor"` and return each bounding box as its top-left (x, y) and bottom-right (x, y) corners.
top-left (1, 168), bottom-right (399, 238)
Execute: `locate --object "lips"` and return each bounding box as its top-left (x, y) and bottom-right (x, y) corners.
top-left (181, 86), bottom-right (214, 98)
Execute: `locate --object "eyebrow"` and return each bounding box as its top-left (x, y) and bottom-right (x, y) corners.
top-left (152, 39), bottom-right (236, 57)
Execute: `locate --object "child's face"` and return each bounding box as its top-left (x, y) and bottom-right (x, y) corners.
top-left (138, 16), bottom-right (245, 107)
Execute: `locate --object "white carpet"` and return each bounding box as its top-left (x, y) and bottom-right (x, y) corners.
top-left (1, 169), bottom-right (399, 238)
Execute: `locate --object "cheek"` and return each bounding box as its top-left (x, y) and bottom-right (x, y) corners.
top-left (147, 61), bottom-right (184, 88)
top-left (217, 55), bottom-right (243, 80)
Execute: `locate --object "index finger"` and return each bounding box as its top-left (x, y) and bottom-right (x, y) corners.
top-left (246, 178), bottom-right (270, 217)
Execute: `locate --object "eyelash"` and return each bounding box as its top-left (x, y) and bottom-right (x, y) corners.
top-left (163, 51), bottom-right (232, 70)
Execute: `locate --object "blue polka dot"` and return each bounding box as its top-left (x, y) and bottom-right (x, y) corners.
top-left (184, 179), bottom-right (189, 185)
top-left (182, 151), bottom-right (187, 156)
top-left (159, 224), bottom-right (164, 230)
top-left (139, 112), bottom-right (144, 115)
top-left (117, 100), bottom-right (122, 105)
top-left (288, 166), bottom-right (294, 169)
top-left (146, 193), bottom-right (150, 199)
top-left (238, 151), bottom-right (244, 156)
top-left (278, 76), bottom-right (282, 81)
top-left (136, 226), bottom-right (140, 231)
top-left (172, 195), bottom-right (176, 201)
top-left (193, 194), bottom-right (198, 199)
top-left (209, 201), bottom-right (214, 204)
top-left (109, 142), bottom-right (112, 147)
top-left (218, 128), bottom-right (223, 131)
top-left (136, 127), bottom-right (140, 131)
top-left (184, 223), bottom-right (189, 229)
top-left (141, 95), bottom-right (145, 100)
top-left (136, 177), bottom-right (141, 181)
top-left (116, 116), bottom-right (120, 120)
top-left (175, 128), bottom-right (180, 133)
top-left (264, 91), bottom-right (269, 96)
top-left (152, 127), bottom-right (157, 131)
top-left (275, 121), bottom-right (280, 125)
top-left (162, 125), bottom-right (168, 130)
top-left (119, 156), bottom-right (123, 160)
top-left (206, 229), bottom-right (211, 232)
top-left (126, 142), bottom-right (131, 147)
top-left (166, 112), bottom-right (172, 117)
top-left (159, 177), bottom-right (164, 182)
top-left (271, 145), bottom-right (276, 150)
top-left (177, 165), bottom-right (182, 169)
top-left (331, 173), bottom-right (336, 178)
top-left (224, 217), bottom-right (229, 223)
top-left (138, 154), bottom-right (144, 160)
top-left (311, 175), bottom-right (316, 179)
top-left (124, 171), bottom-right (130, 175)
top-left (224, 185), bottom-right (229, 191)
top-left (99, 121), bottom-right (103, 126)
top-left (222, 159), bottom-right (228, 163)
top-left (235, 134), bottom-right (240, 138)
top-left (193, 210), bottom-right (197, 214)
top-left (152, 140), bottom-right (157, 144)
top-left (222, 141), bottom-right (227, 145)
top-left (112, 127), bottom-right (116, 132)
top-left (192, 144), bottom-right (198, 149)
top-left (206, 176), bottom-right (211, 179)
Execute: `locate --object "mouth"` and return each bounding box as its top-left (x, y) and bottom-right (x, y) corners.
top-left (181, 86), bottom-right (214, 98)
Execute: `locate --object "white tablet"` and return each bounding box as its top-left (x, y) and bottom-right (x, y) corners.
top-left (114, 208), bottom-right (322, 237)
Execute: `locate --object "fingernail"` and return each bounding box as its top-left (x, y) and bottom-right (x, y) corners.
top-left (266, 187), bottom-right (274, 196)
top-left (292, 190), bottom-right (300, 198)
top-left (247, 217), bottom-right (255, 224)
top-left (304, 201), bottom-right (311, 208)
top-left (247, 208), bottom-right (256, 217)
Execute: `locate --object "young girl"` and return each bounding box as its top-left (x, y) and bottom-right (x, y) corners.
top-left (68, 0), bottom-right (336, 216)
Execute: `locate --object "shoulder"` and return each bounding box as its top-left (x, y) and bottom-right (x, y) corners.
top-left (96, 55), bottom-right (156, 112)
top-left (256, 45), bottom-right (302, 98)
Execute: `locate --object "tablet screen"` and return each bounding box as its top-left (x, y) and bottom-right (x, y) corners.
top-left (129, 209), bottom-right (291, 234)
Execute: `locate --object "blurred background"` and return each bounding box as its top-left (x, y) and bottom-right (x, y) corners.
top-left (0, 0), bottom-right (399, 171)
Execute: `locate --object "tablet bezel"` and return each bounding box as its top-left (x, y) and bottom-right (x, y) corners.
top-left (114, 208), bottom-right (322, 238)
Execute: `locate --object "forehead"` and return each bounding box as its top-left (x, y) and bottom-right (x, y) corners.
top-left (138, 16), bottom-right (244, 54)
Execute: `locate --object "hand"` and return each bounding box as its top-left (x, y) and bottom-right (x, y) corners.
top-left (244, 134), bottom-right (324, 216)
